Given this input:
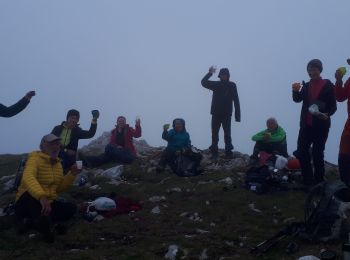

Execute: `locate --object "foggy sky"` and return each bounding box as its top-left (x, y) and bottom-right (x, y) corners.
top-left (1, 0), bottom-right (350, 163)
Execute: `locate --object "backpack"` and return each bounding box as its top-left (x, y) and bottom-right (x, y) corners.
top-left (244, 165), bottom-right (272, 194)
top-left (301, 180), bottom-right (350, 242)
top-left (244, 165), bottom-right (289, 194)
top-left (174, 148), bottom-right (202, 177)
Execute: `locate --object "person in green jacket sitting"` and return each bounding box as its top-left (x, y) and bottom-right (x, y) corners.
top-left (251, 117), bottom-right (288, 159)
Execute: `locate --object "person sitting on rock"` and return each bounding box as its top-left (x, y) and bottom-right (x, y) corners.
top-left (156, 118), bottom-right (202, 175)
top-left (51, 109), bottom-right (99, 172)
top-left (83, 116), bottom-right (141, 167)
top-left (1, 91), bottom-right (35, 117)
top-left (250, 117), bottom-right (288, 161)
top-left (15, 134), bottom-right (80, 243)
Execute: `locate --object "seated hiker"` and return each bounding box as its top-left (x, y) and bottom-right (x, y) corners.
top-left (156, 118), bottom-right (202, 175)
top-left (0, 91), bottom-right (35, 117)
top-left (251, 117), bottom-right (288, 160)
top-left (84, 116), bottom-right (141, 167)
top-left (15, 134), bottom-right (81, 243)
top-left (51, 109), bottom-right (99, 171)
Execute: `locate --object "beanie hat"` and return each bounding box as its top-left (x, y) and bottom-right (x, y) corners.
top-left (307, 59), bottom-right (323, 73)
top-left (66, 109), bottom-right (80, 120)
top-left (218, 68), bottom-right (230, 79)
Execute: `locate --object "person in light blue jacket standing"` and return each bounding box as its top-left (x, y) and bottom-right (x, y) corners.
top-left (157, 118), bottom-right (201, 174)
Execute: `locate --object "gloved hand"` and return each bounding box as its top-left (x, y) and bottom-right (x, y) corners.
top-left (91, 110), bottom-right (100, 119)
top-left (163, 124), bottom-right (170, 131)
top-left (335, 69), bottom-right (344, 82)
top-left (25, 91), bottom-right (36, 100)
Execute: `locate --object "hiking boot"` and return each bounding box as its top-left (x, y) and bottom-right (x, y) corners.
top-left (17, 218), bottom-right (34, 235)
top-left (210, 153), bottom-right (218, 161)
top-left (224, 151), bottom-right (233, 159)
top-left (54, 223), bottom-right (68, 235)
top-left (43, 230), bottom-right (55, 243)
top-left (156, 165), bottom-right (165, 173)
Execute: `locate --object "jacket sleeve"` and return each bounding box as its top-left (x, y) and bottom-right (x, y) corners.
top-left (269, 127), bottom-right (286, 143)
top-left (292, 84), bottom-right (304, 103)
top-left (0, 97), bottom-right (30, 118)
top-left (56, 172), bottom-right (76, 193)
top-left (186, 133), bottom-right (191, 148)
top-left (325, 83), bottom-right (337, 116)
top-left (233, 84), bottom-right (241, 122)
top-left (51, 125), bottom-right (61, 136)
top-left (77, 122), bottom-right (97, 139)
top-left (162, 130), bottom-right (169, 141)
top-left (252, 130), bottom-right (266, 142)
top-left (130, 125), bottom-right (142, 138)
top-left (21, 154), bottom-right (46, 200)
top-left (109, 129), bottom-right (116, 145)
top-left (201, 72), bottom-right (218, 91)
top-left (335, 78), bottom-right (350, 102)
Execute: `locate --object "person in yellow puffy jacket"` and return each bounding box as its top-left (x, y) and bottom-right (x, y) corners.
top-left (15, 134), bottom-right (81, 243)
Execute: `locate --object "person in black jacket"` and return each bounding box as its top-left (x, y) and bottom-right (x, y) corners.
top-left (0, 91), bottom-right (35, 117)
top-left (292, 59), bottom-right (337, 186)
top-left (201, 66), bottom-right (241, 159)
top-left (51, 109), bottom-right (99, 171)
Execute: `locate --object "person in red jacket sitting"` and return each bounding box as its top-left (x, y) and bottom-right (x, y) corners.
top-left (335, 59), bottom-right (350, 186)
top-left (84, 116), bottom-right (141, 167)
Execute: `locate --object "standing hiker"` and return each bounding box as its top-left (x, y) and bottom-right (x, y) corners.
top-left (201, 66), bottom-right (241, 159)
top-left (0, 91), bottom-right (35, 117)
top-left (334, 59), bottom-right (350, 186)
top-left (292, 59), bottom-right (337, 187)
top-left (51, 109), bottom-right (99, 171)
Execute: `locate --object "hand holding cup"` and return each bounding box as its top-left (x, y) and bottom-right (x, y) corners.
top-left (292, 83), bottom-right (302, 92)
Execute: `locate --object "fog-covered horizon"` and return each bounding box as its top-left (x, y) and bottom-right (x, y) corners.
top-left (1, 1), bottom-right (350, 164)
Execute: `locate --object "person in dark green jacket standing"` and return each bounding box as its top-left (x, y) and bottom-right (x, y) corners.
top-left (201, 66), bottom-right (241, 159)
top-left (0, 91), bottom-right (35, 117)
top-left (51, 109), bottom-right (99, 171)
top-left (251, 117), bottom-right (288, 159)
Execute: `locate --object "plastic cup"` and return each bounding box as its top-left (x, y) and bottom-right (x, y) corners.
top-left (76, 160), bottom-right (83, 169)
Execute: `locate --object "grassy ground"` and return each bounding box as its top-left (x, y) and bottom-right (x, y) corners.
top-left (0, 154), bottom-right (345, 260)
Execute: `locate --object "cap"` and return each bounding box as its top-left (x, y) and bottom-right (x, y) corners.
top-left (42, 134), bottom-right (61, 143)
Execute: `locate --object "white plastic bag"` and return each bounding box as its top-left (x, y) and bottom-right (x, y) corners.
top-left (101, 165), bottom-right (123, 179)
top-left (87, 197), bottom-right (116, 212)
top-left (275, 155), bottom-right (288, 170)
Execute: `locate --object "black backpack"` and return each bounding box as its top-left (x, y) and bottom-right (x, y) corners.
top-left (301, 180), bottom-right (350, 242)
top-left (244, 165), bottom-right (272, 194)
top-left (174, 153), bottom-right (198, 177)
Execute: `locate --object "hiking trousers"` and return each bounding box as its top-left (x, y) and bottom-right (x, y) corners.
top-left (296, 125), bottom-right (329, 185)
top-left (211, 114), bottom-right (233, 153)
top-left (339, 120), bottom-right (350, 186)
top-left (252, 141), bottom-right (288, 158)
top-left (15, 192), bottom-right (76, 234)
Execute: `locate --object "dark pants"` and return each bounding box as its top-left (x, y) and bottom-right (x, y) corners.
top-left (296, 125), bottom-right (329, 185)
top-left (252, 140), bottom-right (288, 158)
top-left (15, 192), bottom-right (76, 234)
top-left (59, 150), bottom-right (76, 173)
top-left (158, 148), bottom-right (202, 173)
top-left (211, 114), bottom-right (233, 154)
top-left (84, 144), bottom-right (135, 167)
top-left (339, 126), bottom-right (350, 186)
